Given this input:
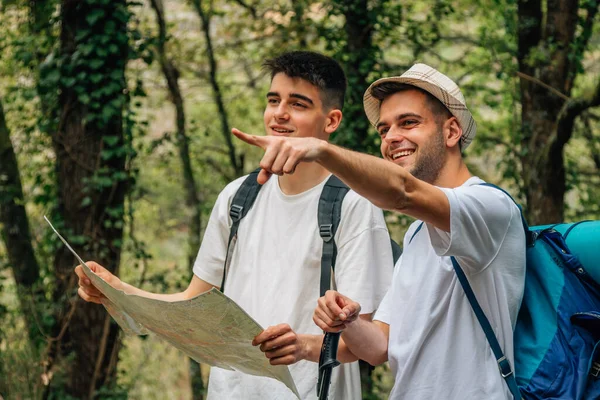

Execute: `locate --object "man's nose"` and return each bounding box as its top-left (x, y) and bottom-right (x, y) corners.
top-left (384, 126), bottom-right (404, 143)
top-left (274, 103), bottom-right (290, 120)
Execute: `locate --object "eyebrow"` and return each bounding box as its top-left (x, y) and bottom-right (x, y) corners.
top-left (376, 112), bottom-right (422, 129)
top-left (266, 92), bottom-right (314, 105)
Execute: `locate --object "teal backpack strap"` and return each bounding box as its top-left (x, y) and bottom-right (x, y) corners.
top-left (406, 183), bottom-right (524, 399)
top-left (478, 183), bottom-right (533, 247)
top-left (220, 168), bottom-right (262, 292)
top-left (452, 183), bottom-right (524, 399)
top-left (451, 256), bottom-right (523, 400)
top-left (409, 222), bottom-right (425, 244)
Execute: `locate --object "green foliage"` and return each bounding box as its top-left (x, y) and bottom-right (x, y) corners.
top-left (2, 0), bottom-right (600, 398)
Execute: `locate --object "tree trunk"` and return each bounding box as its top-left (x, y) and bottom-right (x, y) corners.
top-left (327, 0), bottom-right (381, 154)
top-left (150, 0), bottom-right (205, 397)
top-left (0, 99), bottom-right (43, 346)
top-left (517, 0), bottom-right (599, 224)
top-left (45, 0), bottom-right (131, 397)
top-left (193, 0), bottom-right (243, 178)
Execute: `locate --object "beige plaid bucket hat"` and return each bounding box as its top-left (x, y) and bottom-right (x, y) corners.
top-left (363, 63), bottom-right (477, 150)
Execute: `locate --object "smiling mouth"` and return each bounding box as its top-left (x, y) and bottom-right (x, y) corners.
top-left (392, 150), bottom-right (415, 160)
top-left (270, 127), bottom-right (294, 135)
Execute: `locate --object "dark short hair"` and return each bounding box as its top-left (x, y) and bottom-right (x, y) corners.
top-left (370, 82), bottom-right (452, 125)
top-left (263, 51), bottom-right (347, 111)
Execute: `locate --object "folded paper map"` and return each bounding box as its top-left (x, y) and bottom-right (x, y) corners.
top-left (44, 216), bottom-right (299, 398)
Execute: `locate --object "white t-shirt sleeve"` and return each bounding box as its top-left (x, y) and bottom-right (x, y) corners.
top-left (426, 184), bottom-right (518, 273)
top-left (192, 177), bottom-right (246, 286)
top-left (372, 254), bottom-right (402, 324)
top-left (333, 192), bottom-right (394, 315)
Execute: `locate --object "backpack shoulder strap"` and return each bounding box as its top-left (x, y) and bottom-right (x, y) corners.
top-left (220, 168), bottom-right (263, 292)
top-left (390, 238), bottom-right (402, 264)
top-left (405, 182), bottom-right (524, 398)
top-left (478, 182), bottom-right (533, 247)
top-left (318, 175), bottom-right (350, 297)
top-left (450, 256), bottom-right (522, 399)
top-left (317, 175), bottom-right (349, 397)
top-left (454, 182), bottom-right (524, 399)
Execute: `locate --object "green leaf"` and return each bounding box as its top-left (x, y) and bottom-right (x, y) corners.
top-left (90, 73), bottom-right (103, 83)
top-left (86, 9), bottom-right (105, 26)
top-left (103, 136), bottom-right (120, 146)
top-left (79, 93), bottom-right (91, 104)
top-left (89, 59), bottom-right (104, 70)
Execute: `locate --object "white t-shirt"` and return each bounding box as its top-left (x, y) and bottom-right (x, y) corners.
top-left (193, 174), bottom-right (393, 400)
top-left (375, 177), bottom-right (526, 399)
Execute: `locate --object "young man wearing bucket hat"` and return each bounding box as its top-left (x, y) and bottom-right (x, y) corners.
top-left (234, 63), bottom-right (526, 399)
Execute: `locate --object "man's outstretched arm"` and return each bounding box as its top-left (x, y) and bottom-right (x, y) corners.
top-left (232, 128), bottom-right (451, 232)
top-left (75, 261), bottom-right (216, 303)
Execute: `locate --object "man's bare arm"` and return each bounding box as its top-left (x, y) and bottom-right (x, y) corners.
top-left (232, 129), bottom-right (451, 232)
top-left (76, 262), bottom-right (216, 303)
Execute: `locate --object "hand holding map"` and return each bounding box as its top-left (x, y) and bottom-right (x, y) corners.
top-left (44, 216), bottom-right (299, 398)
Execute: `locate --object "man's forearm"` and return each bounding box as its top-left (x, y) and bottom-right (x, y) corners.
top-left (119, 282), bottom-right (188, 301)
top-left (300, 321), bottom-right (388, 366)
top-left (340, 318), bottom-right (389, 366)
top-left (299, 333), bottom-right (360, 364)
top-left (119, 275), bottom-right (215, 302)
top-left (316, 142), bottom-right (413, 212)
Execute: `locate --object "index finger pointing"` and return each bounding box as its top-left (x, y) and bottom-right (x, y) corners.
top-left (232, 128), bottom-right (266, 149)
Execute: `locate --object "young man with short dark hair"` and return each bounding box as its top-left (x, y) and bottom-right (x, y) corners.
top-left (76, 51), bottom-right (393, 400)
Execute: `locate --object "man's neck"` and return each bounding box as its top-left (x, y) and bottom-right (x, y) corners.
top-left (278, 162), bottom-right (331, 195)
top-left (432, 154), bottom-right (473, 188)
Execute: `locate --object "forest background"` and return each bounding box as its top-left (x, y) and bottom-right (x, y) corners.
top-left (1, 0), bottom-right (599, 399)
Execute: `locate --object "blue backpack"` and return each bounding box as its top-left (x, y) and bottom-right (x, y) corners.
top-left (449, 185), bottom-right (600, 399)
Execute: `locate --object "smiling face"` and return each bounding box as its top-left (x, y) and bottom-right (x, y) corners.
top-left (263, 73), bottom-right (334, 141)
top-left (377, 89), bottom-right (450, 184)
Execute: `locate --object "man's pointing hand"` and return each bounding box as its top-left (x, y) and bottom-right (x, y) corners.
top-left (232, 128), bottom-right (326, 184)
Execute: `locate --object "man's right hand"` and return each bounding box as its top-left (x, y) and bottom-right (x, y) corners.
top-left (313, 290), bottom-right (362, 333)
top-left (75, 261), bottom-right (122, 304)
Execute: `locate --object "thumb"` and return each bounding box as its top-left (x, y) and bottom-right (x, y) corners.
top-left (342, 303), bottom-right (360, 318)
top-left (257, 169), bottom-right (272, 185)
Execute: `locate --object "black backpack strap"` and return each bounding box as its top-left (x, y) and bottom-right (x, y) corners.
top-left (390, 238), bottom-right (402, 264)
top-left (221, 168), bottom-right (263, 292)
top-left (317, 175), bottom-right (349, 399)
top-left (318, 175), bottom-right (350, 297)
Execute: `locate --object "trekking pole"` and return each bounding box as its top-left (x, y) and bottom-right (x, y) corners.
top-left (317, 332), bottom-right (341, 400)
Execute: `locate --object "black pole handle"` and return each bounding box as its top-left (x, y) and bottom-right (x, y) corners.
top-left (317, 332), bottom-right (341, 399)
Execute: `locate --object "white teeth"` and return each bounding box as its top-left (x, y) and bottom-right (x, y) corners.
top-left (273, 128), bottom-right (293, 133)
top-left (392, 150), bottom-right (414, 159)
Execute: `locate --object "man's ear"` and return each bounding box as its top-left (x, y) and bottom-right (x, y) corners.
top-left (324, 109), bottom-right (343, 134)
top-left (444, 117), bottom-right (463, 149)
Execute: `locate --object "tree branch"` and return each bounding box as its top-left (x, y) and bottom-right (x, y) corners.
top-left (556, 76), bottom-right (600, 147)
top-left (231, 0), bottom-right (258, 19)
top-left (192, 0), bottom-right (242, 177)
top-left (582, 113), bottom-right (600, 171)
top-left (566, 0), bottom-right (600, 92)
top-left (516, 71), bottom-right (570, 101)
